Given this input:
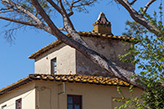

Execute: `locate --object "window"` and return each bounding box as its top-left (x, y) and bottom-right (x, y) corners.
top-left (51, 58), bottom-right (57, 74)
top-left (16, 98), bottom-right (22, 109)
top-left (67, 95), bottom-right (82, 109)
top-left (1, 105), bottom-right (7, 109)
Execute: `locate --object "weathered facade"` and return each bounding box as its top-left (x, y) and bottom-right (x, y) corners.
top-left (29, 12), bottom-right (135, 76)
top-left (0, 74), bottom-right (142, 109)
top-left (34, 43), bottom-right (76, 75)
top-left (0, 81), bottom-right (36, 109)
top-left (0, 12), bottom-right (140, 109)
top-left (76, 36), bottom-right (134, 76)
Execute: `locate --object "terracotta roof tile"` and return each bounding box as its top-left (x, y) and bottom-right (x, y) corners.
top-left (28, 31), bottom-right (134, 59)
top-left (0, 74), bottom-right (130, 96)
top-left (29, 74), bottom-right (130, 86)
top-left (0, 77), bottom-right (32, 96)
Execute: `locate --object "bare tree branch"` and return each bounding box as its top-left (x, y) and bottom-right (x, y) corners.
top-left (59, 0), bottom-right (89, 47)
top-left (47, 0), bottom-right (63, 15)
top-left (15, 10), bottom-right (31, 18)
top-left (116, 0), bottom-right (160, 36)
top-left (129, 0), bottom-right (137, 5)
top-left (73, 0), bottom-right (95, 8)
top-left (72, 0), bottom-right (81, 5)
top-left (0, 16), bottom-right (39, 27)
top-left (47, 0), bottom-right (74, 25)
top-left (59, 0), bottom-right (74, 29)
top-left (0, 1), bottom-right (66, 32)
top-left (143, 0), bottom-right (156, 13)
top-left (66, 0), bottom-right (80, 16)
top-left (31, 0), bottom-right (66, 37)
top-left (0, 14), bottom-right (66, 32)
top-left (57, 27), bottom-right (66, 31)
top-left (2, 0), bottom-right (43, 25)
top-left (46, 0), bottom-right (78, 33)
top-left (31, 0), bottom-right (146, 90)
top-left (67, 11), bottom-right (73, 16)
top-left (0, 0), bottom-right (149, 90)
top-left (0, 0), bottom-right (68, 34)
top-left (2, 25), bottom-right (24, 43)
top-left (69, 0), bottom-right (80, 10)
top-left (64, 0), bottom-right (71, 7)
top-left (0, 9), bottom-right (14, 13)
top-left (0, 6), bottom-right (14, 11)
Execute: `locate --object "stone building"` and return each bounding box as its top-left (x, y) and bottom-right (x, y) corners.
top-left (29, 12), bottom-right (134, 77)
top-left (0, 12), bottom-right (142, 109)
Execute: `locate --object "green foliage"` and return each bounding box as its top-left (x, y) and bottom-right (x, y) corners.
top-left (114, 86), bottom-right (145, 109)
top-left (117, 3), bottom-right (164, 109)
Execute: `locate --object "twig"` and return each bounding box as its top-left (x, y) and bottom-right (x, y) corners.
top-left (2, 0), bottom-right (43, 25)
top-left (129, 0), bottom-right (137, 5)
top-left (47, 0), bottom-right (62, 15)
top-left (0, 16), bottom-right (39, 27)
top-left (143, 0), bottom-right (156, 13)
top-left (64, 0), bottom-right (71, 7)
top-left (0, 6), bottom-right (14, 11)
top-left (0, 9), bottom-right (14, 13)
top-left (116, 0), bottom-right (160, 37)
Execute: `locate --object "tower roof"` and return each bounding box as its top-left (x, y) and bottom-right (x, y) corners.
top-left (92, 12), bottom-right (113, 35)
top-left (93, 12), bottom-right (111, 26)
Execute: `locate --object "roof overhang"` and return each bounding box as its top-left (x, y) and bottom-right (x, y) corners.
top-left (0, 74), bottom-right (130, 96)
top-left (28, 31), bottom-right (135, 59)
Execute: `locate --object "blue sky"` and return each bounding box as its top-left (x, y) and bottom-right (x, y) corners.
top-left (0, 0), bottom-right (163, 89)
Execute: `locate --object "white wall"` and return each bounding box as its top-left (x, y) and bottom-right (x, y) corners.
top-left (35, 80), bottom-right (143, 109)
top-left (35, 43), bottom-right (76, 75)
top-left (0, 83), bottom-right (36, 109)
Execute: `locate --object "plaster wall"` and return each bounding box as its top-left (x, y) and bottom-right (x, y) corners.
top-left (35, 43), bottom-right (76, 75)
top-left (35, 80), bottom-right (142, 109)
top-left (34, 36), bottom-right (134, 76)
top-left (76, 37), bottom-right (134, 76)
top-left (0, 82), bottom-right (36, 109)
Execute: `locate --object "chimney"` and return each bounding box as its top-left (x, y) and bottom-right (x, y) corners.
top-left (93, 12), bottom-right (113, 35)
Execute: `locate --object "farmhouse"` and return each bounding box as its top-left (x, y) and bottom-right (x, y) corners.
top-left (0, 12), bottom-right (142, 109)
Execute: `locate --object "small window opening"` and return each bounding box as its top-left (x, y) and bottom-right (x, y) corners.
top-left (1, 105), bottom-right (7, 109)
top-left (67, 95), bottom-right (82, 109)
top-left (16, 98), bottom-right (22, 109)
top-left (51, 58), bottom-right (57, 74)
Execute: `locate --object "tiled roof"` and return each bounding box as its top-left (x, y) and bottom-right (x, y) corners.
top-left (92, 12), bottom-right (111, 26)
top-left (28, 31), bottom-right (134, 59)
top-left (29, 74), bottom-right (130, 86)
top-left (0, 74), bottom-right (130, 96)
top-left (0, 76), bottom-right (32, 96)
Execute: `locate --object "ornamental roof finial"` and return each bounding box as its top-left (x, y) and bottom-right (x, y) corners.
top-left (93, 12), bottom-right (113, 35)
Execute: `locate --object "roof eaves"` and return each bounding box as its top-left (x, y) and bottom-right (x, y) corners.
top-left (28, 74), bottom-right (130, 86)
top-left (0, 74), bottom-right (130, 96)
top-left (0, 76), bottom-right (32, 96)
top-left (28, 40), bottom-right (62, 59)
top-left (28, 31), bottom-right (135, 59)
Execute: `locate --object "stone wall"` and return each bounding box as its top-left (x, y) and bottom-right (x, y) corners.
top-left (76, 36), bottom-right (134, 77)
